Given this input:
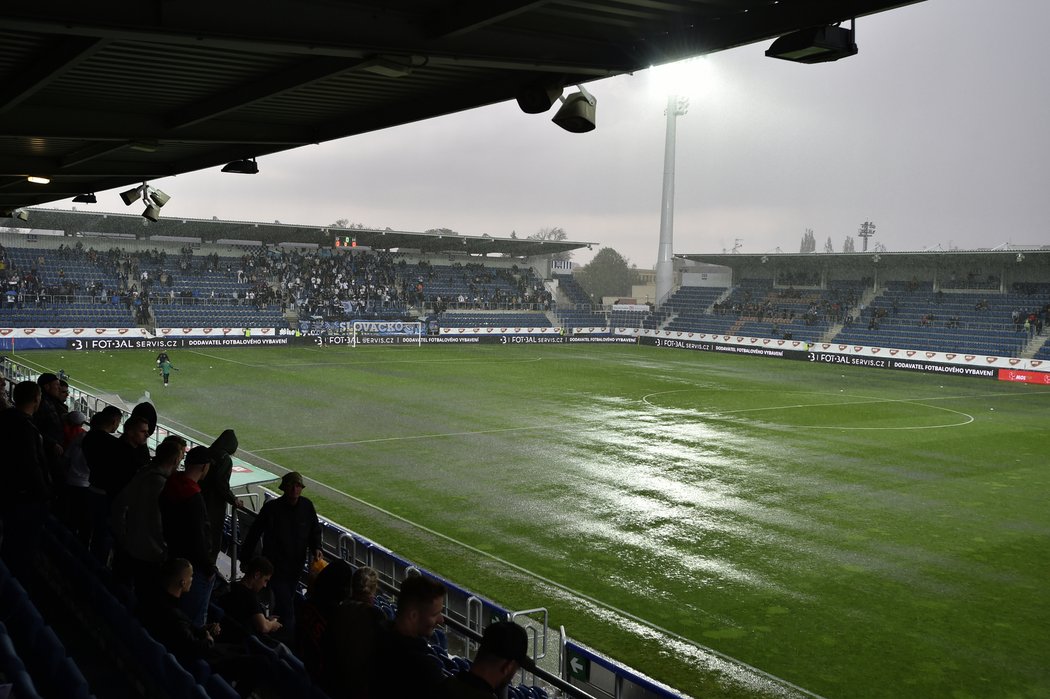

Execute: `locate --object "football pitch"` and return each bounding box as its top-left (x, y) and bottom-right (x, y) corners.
top-left (20, 343), bottom-right (1050, 698)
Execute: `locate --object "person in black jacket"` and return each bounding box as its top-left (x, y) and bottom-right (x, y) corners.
top-left (138, 558), bottom-right (261, 698)
top-left (437, 621), bottom-right (537, 699)
top-left (0, 381), bottom-right (52, 577)
top-left (201, 428), bottom-right (238, 565)
top-left (161, 446), bottom-right (215, 626)
top-left (239, 471), bottom-right (321, 643)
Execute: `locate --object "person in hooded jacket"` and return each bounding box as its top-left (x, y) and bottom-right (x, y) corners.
top-left (161, 445), bottom-right (216, 627)
top-left (202, 428), bottom-right (238, 565)
top-left (130, 401), bottom-right (158, 463)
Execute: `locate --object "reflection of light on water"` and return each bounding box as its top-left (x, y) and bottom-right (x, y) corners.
top-left (545, 398), bottom-right (832, 602)
top-left (535, 583), bottom-right (810, 699)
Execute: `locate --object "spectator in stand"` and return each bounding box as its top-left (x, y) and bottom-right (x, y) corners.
top-left (137, 558), bottom-right (262, 698)
top-left (438, 621), bottom-right (537, 699)
top-left (34, 372), bottom-right (67, 483)
top-left (93, 414), bottom-right (152, 499)
top-left (372, 574), bottom-right (447, 698)
top-left (111, 435), bottom-right (186, 594)
top-left (59, 410), bottom-right (92, 540)
top-left (298, 558), bottom-right (354, 678)
top-left (322, 566), bottom-right (387, 698)
top-left (82, 405), bottom-right (124, 560)
top-left (131, 401), bottom-right (159, 463)
top-left (161, 445), bottom-right (216, 626)
top-left (201, 429), bottom-right (239, 567)
top-left (217, 556), bottom-right (282, 645)
top-left (91, 413), bottom-right (152, 567)
top-left (238, 471), bottom-right (322, 643)
top-left (0, 381), bottom-right (52, 577)
top-left (0, 374), bottom-right (11, 410)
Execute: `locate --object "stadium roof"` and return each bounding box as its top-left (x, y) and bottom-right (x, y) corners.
top-left (8, 207), bottom-right (590, 257)
top-left (1, 0), bottom-right (923, 216)
top-left (677, 249), bottom-right (1050, 274)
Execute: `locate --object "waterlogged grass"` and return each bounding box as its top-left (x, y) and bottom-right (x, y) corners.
top-left (19, 344), bottom-right (1050, 698)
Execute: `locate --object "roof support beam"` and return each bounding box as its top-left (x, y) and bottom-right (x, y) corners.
top-left (165, 56), bottom-right (368, 130)
top-left (426, 0), bottom-right (551, 39)
top-left (0, 36), bottom-right (107, 115)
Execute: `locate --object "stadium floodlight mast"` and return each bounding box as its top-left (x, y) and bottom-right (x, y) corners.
top-left (655, 94), bottom-right (689, 304)
top-left (647, 56), bottom-right (717, 305)
top-left (858, 220), bottom-right (877, 251)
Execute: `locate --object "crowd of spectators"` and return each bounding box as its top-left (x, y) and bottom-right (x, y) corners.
top-left (713, 286), bottom-right (857, 326)
top-left (3, 241), bottom-right (554, 325)
top-left (0, 364), bottom-right (538, 698)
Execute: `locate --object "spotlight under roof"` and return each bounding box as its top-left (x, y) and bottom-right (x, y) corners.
top-left (766, 22), bottom-right (858, 64)
top-left (120, 184), bottom-right (146, 206)
top-left (72, 193), bottom-right (97, 204)
top-left (221, 158), bottom-right (259, 174)
top-left (552, 85), bottom-right (597, 133)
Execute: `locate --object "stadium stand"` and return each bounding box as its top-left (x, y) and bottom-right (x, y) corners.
top-left (439, 311), bottom-right (553, 329)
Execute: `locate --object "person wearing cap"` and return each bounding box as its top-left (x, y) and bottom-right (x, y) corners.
top-left (58, 410), bottom-right (91, 540)
top-left (161, 445), bottom-right (216, 626)
top-left (438, 621), bottom-right (537, 698)
top-left (239, 470), bottom-right (322, 642)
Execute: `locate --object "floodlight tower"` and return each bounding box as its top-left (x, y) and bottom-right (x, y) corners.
top-left (858, 220), bottom-right (876, 251)
top-left (655, 94), bottom-right (689, 305)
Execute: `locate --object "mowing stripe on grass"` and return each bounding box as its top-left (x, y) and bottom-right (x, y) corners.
top-left (250, 424), bottom-right (564, 452)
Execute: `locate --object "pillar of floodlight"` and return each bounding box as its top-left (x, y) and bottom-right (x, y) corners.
top-left (655, 94), bottom-right (688, 305)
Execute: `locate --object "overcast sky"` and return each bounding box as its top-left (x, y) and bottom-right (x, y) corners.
top-left (57, 0), bottom-right (1050, 268)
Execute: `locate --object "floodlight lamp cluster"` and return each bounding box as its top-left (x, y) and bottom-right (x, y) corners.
top-left (1, 208), bottom-right (30, 221)
top-left (120, 182), bottom-right (171, 221)
top-left (516, 80), bottom-right (597, 133)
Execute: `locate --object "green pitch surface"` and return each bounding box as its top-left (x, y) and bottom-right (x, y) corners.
top-left (21, 344), bottom-right (1050, 698)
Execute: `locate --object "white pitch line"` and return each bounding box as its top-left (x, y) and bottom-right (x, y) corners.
top-left (185, 349), bottom-right (258, 366)
top-left (234, 445), bottom-right (824, 699)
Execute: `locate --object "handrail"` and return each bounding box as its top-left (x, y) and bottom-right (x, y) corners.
top-left (509, 607), bottom-right (549, 660)
top-left (442, 616), bottom-right (600, 699)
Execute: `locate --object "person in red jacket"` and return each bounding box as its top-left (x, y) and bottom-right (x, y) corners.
top-left (161, 445), bottom-right (215, 626)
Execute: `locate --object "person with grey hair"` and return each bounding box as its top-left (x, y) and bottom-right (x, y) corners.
top-left (320, 566), bottom-right (387, 698)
